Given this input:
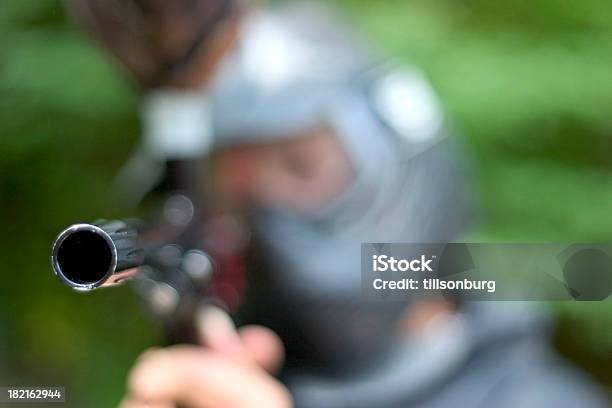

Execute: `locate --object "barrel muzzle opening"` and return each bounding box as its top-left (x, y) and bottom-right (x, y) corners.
top-left (51, 224), bottom-right (118, 291)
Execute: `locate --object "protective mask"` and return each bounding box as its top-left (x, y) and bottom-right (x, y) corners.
top-left (247, 82), bottom-right (466, 373)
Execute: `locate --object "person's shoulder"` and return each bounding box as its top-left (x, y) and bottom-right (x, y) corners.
top-left (442, 305), bottom-right (609, 408)
top-left (492, 356), bottom-right (608, 408)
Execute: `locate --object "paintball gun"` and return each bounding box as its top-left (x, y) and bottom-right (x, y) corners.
top-left (50, 159), bottom-right (226, 345)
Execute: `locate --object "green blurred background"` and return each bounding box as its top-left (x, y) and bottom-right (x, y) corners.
top-left (1, 0), bottom-right (612, 406)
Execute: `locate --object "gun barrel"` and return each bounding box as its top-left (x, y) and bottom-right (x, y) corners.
top-left (51, 221), bottom-right (145, 291)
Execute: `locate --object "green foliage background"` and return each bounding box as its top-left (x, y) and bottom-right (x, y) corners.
top-left (1, 0), bottom-right (612, 405)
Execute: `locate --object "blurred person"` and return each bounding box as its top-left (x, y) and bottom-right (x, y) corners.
top-left (68, 0), bottom-right (607, 407)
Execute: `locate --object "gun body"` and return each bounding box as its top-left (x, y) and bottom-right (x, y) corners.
top-left (51, 160), bottom-right (216, 344)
